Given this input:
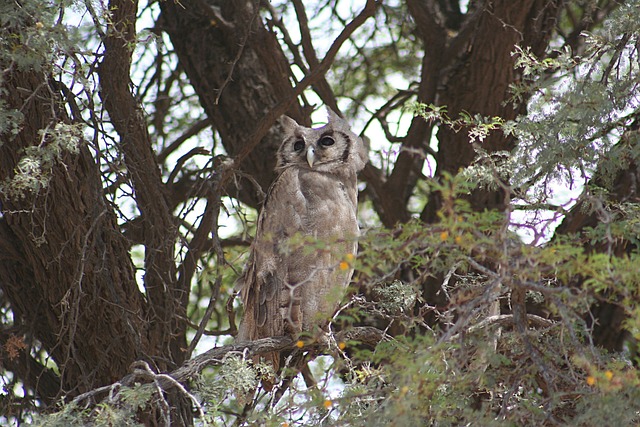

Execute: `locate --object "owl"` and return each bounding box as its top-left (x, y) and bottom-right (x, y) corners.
top-left (237, 109), bottom-right (367, 375)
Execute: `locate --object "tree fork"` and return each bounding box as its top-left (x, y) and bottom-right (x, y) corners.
top-left (0, 15), bottom-right (146, 404)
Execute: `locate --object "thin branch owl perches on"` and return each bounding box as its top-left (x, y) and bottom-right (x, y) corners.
top-left (236, 108), bottom-right (367, 381)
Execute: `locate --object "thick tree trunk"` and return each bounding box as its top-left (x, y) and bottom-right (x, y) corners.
top-left (0, 5), bottom-right (191, 424)
top-left (0, 55), bottom-right (147, 400)
top-left (402, 0), bottom-right (562, 313)
top-left (159, 0), bottom-right (307, 208)
top-left (420, 0), bottom-right (561, 222)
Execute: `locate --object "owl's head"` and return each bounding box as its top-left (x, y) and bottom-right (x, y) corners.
top-left (277, 109), bottom-right (367, 175)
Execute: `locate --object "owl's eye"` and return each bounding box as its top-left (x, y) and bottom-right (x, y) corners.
top-left (319, 136), bottom-right (335, 147)
top-left (293, 140), bottom-right (305, 151)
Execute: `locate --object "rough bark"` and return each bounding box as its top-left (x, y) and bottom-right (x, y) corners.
top-left (0, 5), bottom-right (191, 425)
top-left (394, 0), bottom-right (562, 314)
top-left (159, 0), bottom-right (308, 208)
top-left (98, 0), bottom-right (186, 370)
top-left (418, 0), bottom-right (562, 222)
top-left (0, 46), bottom-right (147, 401)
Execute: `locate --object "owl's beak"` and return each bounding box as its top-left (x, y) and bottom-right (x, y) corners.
top-left (306, 147), bottom-right (315, 168)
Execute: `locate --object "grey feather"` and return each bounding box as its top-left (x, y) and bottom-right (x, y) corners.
top-left (237, 109), bottom-right (367, 374)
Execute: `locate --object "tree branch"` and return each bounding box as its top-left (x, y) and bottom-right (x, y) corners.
top-left (292, 0), bottom-right (340, 113)
top-left (157, 119), bottom-right (211, 164)
top-left (228, 0), bottom-right (381, 175)
top-left (67, 325), bottom-right (390, 409)
top-left (98, 0), bottom-right (184, 365)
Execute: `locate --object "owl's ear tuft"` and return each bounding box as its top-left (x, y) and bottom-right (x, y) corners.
top-left (326, 108), bottom-right (349, 131)
top-left (280, 116), bottom-right (299, 134)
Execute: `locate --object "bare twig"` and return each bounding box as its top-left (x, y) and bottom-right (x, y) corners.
top-left (130, 361), bottom-right (206, 421)
top-left (157, 119), bottom-right (211, 163)
top-left (449, 314), bottom-right (555, 341)
top-left (227, 0), bottom-right (381, 176)
top-left (292, 0), bottom-right (340, 112)
top-left (182, 159), bottom-right (229, 358)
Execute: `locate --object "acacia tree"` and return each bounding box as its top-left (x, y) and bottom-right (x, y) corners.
top-left (1, 0), bottom-right (639, 425)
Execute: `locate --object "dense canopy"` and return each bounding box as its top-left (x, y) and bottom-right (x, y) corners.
top-left (1, 0), bottom-right (640, 425)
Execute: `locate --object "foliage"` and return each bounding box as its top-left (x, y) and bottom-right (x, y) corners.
top-left (0, 123), bottom-right (82, 200)
top-left (31, 383), bottom-right (150, 427)
top-left (2, 0), bottom-right (640, 426)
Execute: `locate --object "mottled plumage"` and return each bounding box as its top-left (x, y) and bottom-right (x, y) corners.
top-left (237, 109), bottom-right (367, 373)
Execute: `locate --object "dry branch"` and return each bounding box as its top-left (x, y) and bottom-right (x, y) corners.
top-left (173, 326), bottom-right (389, 384)
top-left (68, 326), bottom-right (389, 409)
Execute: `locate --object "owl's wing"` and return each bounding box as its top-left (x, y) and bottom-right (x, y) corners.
top-left (237, 168), bottom-right (305, 344)
top-left (235, 248), bottom-right (281, 387)
top-left (238, 258), bottom-right (282, 341)
top-left (237, 169), bottom-right (308, 380)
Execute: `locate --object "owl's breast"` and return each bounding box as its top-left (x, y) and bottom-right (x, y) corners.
top-left (297, 169), bottom-right (358, 236)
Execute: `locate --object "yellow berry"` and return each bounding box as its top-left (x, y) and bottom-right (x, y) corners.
top-left (338, 342), bottom-right (346, 350)
top-left (339, 261), bottom-right (349, 271)
top-left (440, 231), bottom-right (449, 241)
top-left (296, 340), bottom-right (304, 348)
top-left (605, 370), bottom-right (613, 381)
top-left (323, 399), bottom-right (332, 408)
top-left (586, 376), bottom-right (596, 386)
